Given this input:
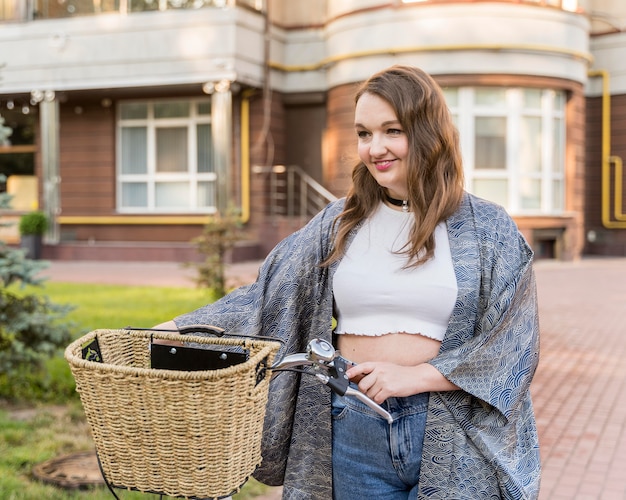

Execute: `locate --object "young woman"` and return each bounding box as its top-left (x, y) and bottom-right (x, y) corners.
top-left (160, 65), bottom-right (541, 499)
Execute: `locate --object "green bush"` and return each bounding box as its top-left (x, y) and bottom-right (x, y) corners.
top-left (18, 211), bottom-right (48, 236)
top-left (0, 289), bottom-right (73, 374)
top-left (1, 191), bottom-right (72, 402)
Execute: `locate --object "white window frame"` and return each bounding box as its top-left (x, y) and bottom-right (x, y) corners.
top-left (116, 98), bottom-right (217, 214)
top-left (446, 87), bottom-right (566, 216)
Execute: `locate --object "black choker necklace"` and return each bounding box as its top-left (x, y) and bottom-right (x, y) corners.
top-left (385, 193), bottom-right (410, 212)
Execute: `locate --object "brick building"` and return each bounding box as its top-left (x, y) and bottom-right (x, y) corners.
top-left (0, 0), bottom-right (624, 261)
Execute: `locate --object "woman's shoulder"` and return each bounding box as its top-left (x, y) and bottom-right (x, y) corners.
top-left (324, 197), bottom-right (346, 215)
top-left (454, 192), bottom-right (517, 232)
top-left (461, 192), bottom-right (509, 218)
top-left (455, 192), bottom-right (533, 261)
top-left (308, 197), bottom-right (346, 228)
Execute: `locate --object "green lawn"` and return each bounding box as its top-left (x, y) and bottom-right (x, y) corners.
top-left (41, 281), bottom-right (213, 335)
top-left (0, 281), bottom-right (271, 499)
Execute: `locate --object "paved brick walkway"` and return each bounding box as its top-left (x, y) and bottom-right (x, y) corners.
top-left (42, 256), bottom-right (626, 499)
top-left (531, 258), bottom-right (626, 500)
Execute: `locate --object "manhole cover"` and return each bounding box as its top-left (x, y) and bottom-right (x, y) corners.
top-left (32, 450), bottom-right (105, 489)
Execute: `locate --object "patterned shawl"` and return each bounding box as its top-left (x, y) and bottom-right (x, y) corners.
top-left (174, 192), bottom-right (541, 499)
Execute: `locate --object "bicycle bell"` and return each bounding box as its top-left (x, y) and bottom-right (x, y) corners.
top-left (307, 338), bottom-right (336, 364)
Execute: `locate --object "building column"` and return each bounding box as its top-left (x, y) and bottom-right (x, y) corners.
top-left (38, 93), bottom-right (60, 244)
top-left (211, 81), bottom-right (233, 215)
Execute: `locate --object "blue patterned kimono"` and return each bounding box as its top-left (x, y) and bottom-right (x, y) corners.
top-left (174, 192), bottom-right (541, 499)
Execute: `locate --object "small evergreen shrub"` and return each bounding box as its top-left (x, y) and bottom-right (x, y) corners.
top-left (18, 211), bottom-right (48, 236)
top-left (0, 176), bottom-right (73, 401)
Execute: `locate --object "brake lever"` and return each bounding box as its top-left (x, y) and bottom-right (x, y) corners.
top-left (320, 357), bottom-right (393, 424)
top-left (270, 339), bottom-right (394, 424)
top-left (315, 373), bottom-right (393, 424)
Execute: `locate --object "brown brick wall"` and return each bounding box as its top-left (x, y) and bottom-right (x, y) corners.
top-left (325, 83), bottom-right (359, 197)
top-left (585, 93), bottom-right (626, 255)
top-left (59, 102), bottom-right (116, 214)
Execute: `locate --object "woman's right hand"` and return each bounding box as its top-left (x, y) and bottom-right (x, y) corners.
top-left (151, 320), bottom-right (182, 346)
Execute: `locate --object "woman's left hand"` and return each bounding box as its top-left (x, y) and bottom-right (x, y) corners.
top-left (346, 362), bottom-right (421, 403)
top-left (346, 361), bottom-right (460, 404)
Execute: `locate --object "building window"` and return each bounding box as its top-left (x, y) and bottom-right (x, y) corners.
top-left (117, 99), bottom-right (216, 213)
top-left (0, 0), bottom-right (29, 21)
top-left (443, 87), bottom-right (565, 215)
top-left (31, 0), bottom-right (263, 19)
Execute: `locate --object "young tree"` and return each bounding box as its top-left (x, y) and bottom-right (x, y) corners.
top-left (186, 209), bottom-right (245, 299)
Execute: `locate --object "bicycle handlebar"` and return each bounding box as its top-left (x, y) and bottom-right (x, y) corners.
top-left (271, 339), bottom-right (394, 424)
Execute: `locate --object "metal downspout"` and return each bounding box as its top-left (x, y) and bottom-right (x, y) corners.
top-left (240, 90), bottom-right (254, 224)
top-left (588, 69), bottom-right (626, 228)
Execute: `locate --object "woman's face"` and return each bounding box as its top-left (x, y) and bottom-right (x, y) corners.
top-left (354, 92), bottom-right (410, 200)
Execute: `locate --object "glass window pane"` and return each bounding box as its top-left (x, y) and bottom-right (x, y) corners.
top-left (553, 117), bottom-right (564, 173)
top-left (442, 88), bottom-right (458, 107)
top-left (197, 181), bottom-right (216, 207)
top-left (475, 88), bottom-right (506, 107)
top-left (523, 89), bottom-right (542, 109)
top-left (121, 182), bottom-right (147, 207)
top-left (197, 124), bottom-right (213, 173)
top-left (197, 101), bottom-right (211, 115)
top-left (475, 117), bottom-right (506, 170)
top-left (121, 127), bottom-right (148, 174)
top-left (167, 0), bottom-right (209, 8)
top-left (520, 116), bottom-right (542, 174)
top-left (156, 127), bottom-right (188, 172)
top-left (472, 179), bottom-right (508, 207)
top-left (156, 182), bottom-right (188, 208)
top-left (552, 180), bottom-right (564, 211)
top-left (154, 101), bottom-right (190, 119)
top-left (554, 91), bottom-right (565, 112)
top-left (520, 178), bottom-right (542, 210)
top-left (120, 103), bottom-right (148, 120)
top-left (129, 0), bottom-right (159, 11)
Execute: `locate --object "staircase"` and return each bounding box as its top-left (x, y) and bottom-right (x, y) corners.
top-left (254, 165), bottom-right (338, 255)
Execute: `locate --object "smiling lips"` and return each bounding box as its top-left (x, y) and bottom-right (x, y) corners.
top-left (374, 159), bottom-right (395, 171)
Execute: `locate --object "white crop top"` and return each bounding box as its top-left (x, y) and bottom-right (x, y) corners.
top-left (333, 203), bottom-right (457, 341)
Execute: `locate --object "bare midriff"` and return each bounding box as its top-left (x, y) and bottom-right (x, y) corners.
top-left (336, 332), bottom-right (442, 366)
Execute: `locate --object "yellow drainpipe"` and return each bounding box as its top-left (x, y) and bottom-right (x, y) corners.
top-left (612, 155), bottom-right (626, 222)
top-left (56, 215), bottom-right (212, 225)
top-left (240, 89), bottom-right (255, 224)
top-left (269, 43), bottom-right (593, 72)
top-left (588, 69), bottom-right (626, 228)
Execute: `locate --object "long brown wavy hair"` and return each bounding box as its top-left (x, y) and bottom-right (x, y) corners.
top-left (324, 65), bottom-right (465, 268)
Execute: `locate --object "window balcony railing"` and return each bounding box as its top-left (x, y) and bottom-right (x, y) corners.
top-left (0, 0), bottom-right (263, 22)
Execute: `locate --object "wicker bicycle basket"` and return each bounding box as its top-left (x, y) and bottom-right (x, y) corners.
top-left (65, 328), bottom-right (281, 499)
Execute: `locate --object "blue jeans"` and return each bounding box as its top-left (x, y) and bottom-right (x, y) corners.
top-left (331, 390), bottom-right (429, 500)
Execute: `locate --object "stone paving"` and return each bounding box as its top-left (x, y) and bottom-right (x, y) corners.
top-left (531, 258), bottom-right (626, 500)
top-left (42, 256), bottom-right (626, 499)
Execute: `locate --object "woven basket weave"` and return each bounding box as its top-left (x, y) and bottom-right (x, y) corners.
top-left (65, 329), bottom-right (281, 499)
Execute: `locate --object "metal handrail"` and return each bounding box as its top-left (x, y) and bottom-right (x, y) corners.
top-left (259, 165), bottom-right (337, 218)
